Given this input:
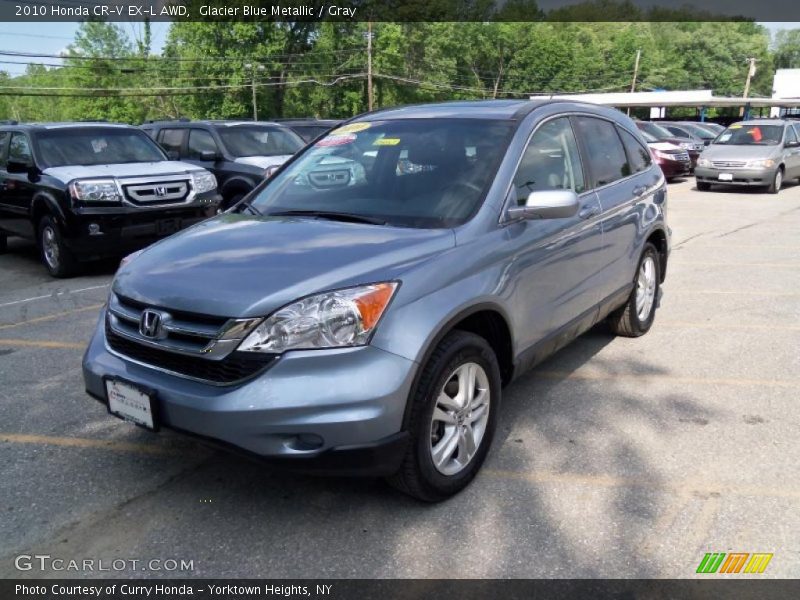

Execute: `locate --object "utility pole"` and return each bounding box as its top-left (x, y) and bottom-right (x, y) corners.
top-left (741, 57), bottom-right (757, 117)
top-left (365, 21), bottom-right (374, 111)
top-left (627, 49), bottom-right (641, 116)
top-left (245, 63), bottom-right (265, 121)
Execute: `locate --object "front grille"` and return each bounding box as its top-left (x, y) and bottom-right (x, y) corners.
top-left (121, 179), bottom-right (190, 206)
top-left (663, 150), bottom-right (690, 162)
top-left (712, 160), bottom-right (747, 168)
top-left (106, 323), bottom-right (276, 384)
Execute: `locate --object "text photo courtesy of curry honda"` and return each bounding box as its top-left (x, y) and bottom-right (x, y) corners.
top-left (1, 5), bottom-right (800, 596)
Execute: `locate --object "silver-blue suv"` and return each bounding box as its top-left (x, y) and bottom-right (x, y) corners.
top-left (83, 100), bottom-right (670, 501)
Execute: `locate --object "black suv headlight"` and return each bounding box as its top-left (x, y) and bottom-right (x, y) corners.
top-left (69, 179), bottom-right (122, 203)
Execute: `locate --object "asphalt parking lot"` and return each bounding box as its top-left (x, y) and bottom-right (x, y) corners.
top-left (1, 178), bottom-right (798, 579)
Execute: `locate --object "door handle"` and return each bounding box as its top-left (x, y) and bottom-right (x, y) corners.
top-left (633, 185), bottom-right (647, 197)
top-left (578, 205), bottom-right (600, 220)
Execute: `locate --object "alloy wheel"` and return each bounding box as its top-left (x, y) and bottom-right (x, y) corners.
top-left (635, 255), bottom-right (657, 321)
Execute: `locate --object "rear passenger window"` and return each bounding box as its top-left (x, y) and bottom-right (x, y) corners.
top-left (572, 117), bottom-right (631, 187)
top-left (8, 133), bottom-right (32, 164)
top-left (158, 129), bottom-right (185, 155)
top-left (0, 131), bottom-right (9, 166)
top-left (513, 117), bottom-right (585, 205)
top-left (617, 127), bottom-right (652, 174)
top-left (187, 129), bottom-right (219, 159)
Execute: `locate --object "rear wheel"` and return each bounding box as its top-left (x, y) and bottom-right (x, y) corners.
top-left (38, 215), bottom-right (78, 278)
top-left (696, 181), bottom-right (711, 191)
top-left (608, 243), bottom-right (660, 337)
top-left (766, 168), bottom-right (783, 194)
top-left (388, 331), bottom-right (501, 502)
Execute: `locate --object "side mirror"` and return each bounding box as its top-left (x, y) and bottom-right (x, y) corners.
top-left (165, 150), bottom-right (180, 161)
top-left (199, 150), bottom-right (219, 161)
top-left (507, 189), bottom-right (580, 221)
top-left (785, 140), bottom-right (800, 148)
top-left (6, 159), bottom-right (33, 174)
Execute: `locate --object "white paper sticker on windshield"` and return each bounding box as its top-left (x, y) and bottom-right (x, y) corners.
top-left (718, 133), bottom-right (732, 142)
top-left (91, 138), bottom-right (108, 153)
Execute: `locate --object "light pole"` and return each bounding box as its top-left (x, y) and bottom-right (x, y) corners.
top-left (245, 63), bottom-right (265, 121)
top-left (363, 23), bottom-right (374, 111)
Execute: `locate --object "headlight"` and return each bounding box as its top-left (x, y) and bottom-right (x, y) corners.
top-left (238, 282), bottom-right (399, 353)
top-left (69, 179), bottom-right (122, 203)
top-left (191, 171), bottom-right (217, 193)
top-left (679, 142), bottom-right (693, 150)
top-left (745, 159), bottom-right (775, 169)
top-left (697, 158), bottom-right (711, 167)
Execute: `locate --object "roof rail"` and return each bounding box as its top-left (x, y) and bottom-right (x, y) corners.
top-left (0, 119), bottom-right (19, 125)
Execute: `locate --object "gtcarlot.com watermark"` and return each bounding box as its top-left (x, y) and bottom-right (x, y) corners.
top-left (14, 554), bottom-right (194, 573)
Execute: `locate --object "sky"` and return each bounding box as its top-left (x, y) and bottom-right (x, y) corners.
top-left (0, 21), bottom-right (798, 77)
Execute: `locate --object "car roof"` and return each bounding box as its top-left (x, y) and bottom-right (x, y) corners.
top-left (358, 99), bottom-right (549, 122)
top-left (143, 120), bottom-right (285, 128)
top-left (1, 122), bottom-right (135, 132)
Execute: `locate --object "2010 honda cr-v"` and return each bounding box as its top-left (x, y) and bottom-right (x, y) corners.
top-left (83, 100), bottom-right (670, 501)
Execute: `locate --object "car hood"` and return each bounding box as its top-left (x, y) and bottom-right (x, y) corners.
top-left (701, 145), bottom-right (779, 160)
top-left (233, 155), bottom-right (293, 169)
top-left (113, 215), bottom-right (455, 318)
top-left (42, 161), bottom-right (203, 184)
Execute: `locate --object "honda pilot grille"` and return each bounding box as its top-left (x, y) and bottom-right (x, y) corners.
top-left (711, 160), bottom-right (747, 169)
top-left (118, 175), bottom-right (192, 206)
top-left (106, 293), bottom-right (266, 384)
top-left (662, 149), bottom-right (690, 162)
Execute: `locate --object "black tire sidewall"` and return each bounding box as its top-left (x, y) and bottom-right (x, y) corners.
top-left (38, 215), bottom-right (71, 277)
top-left (411, 333), bottom-right (501, 499)
top-left (629, 244), bottom-right (660, 333)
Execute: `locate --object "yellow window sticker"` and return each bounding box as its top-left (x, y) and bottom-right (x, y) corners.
top-left (729, 124), bottom-right (742, 129)
top-left (332, 122), bottom-right (372, 134)
top-left (374, 137), bottom-right (400, 146)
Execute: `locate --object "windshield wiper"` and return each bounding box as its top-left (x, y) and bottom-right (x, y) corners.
top-left (267, 210), bottom-right (387, 225)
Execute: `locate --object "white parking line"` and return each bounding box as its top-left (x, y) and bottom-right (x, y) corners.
top-left (0, 284), bottom-right (109, 308)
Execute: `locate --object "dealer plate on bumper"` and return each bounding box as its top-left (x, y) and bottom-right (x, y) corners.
top-left (718, 173), bottom-right (734, 181)
top-left (105, 378), bottom-right (157, 431)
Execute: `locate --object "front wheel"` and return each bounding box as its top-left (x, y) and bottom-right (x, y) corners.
top-left (608, 243), bottom-right (661, 337)
top-left (38, 215), bottom-right (78, 278)
top-left (766, 168), bottom-right (783, 194)
top-left (388, 331), bottom-right (501, 502)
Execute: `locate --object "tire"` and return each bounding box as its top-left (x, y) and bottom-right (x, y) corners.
top-left (220, 193), bottom-right (246, 212)
top-left (38, 215), bottom-right (78, 278)
top-left (387, 331), bottom-right (501, 502)
top-left (766, 168), bottom-right (783, 194)
top-left (696, 181), bottom-right (711, 191)
top-left (608, 242), bottom-right (661, 338)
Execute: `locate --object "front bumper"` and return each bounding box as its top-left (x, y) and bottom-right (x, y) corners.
top-left (695, 167), bottom-right (774, 187)
top-left (657, 159), bottom-right (691, 179)
top-left (82, 310), bottom-right (416, 476)
top-left (63, 192), bottom-right (221, 260)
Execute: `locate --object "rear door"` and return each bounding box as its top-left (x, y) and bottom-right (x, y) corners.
top-left (572, 117), bottom-right (660, 304)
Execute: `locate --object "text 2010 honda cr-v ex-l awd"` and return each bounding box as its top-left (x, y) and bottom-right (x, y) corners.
top-left (83, 100), bottom-right (670, 501)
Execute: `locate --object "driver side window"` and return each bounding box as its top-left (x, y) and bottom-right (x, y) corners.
top-left (785, 126), bottom-right (798, 145)
top-left (9, 133), bottom-right (32, 165)
top-left (513, 117), bottom-right (585, 206)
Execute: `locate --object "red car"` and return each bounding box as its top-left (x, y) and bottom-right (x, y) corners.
top-left (640, 130), bottom-right (691, 181)
top-left (636, 121), bottom-right (703, 169)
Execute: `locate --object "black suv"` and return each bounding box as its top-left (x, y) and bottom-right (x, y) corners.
top-left (0, 123), bottom-right (221, 277)
top-left (272, 118), bottom-right (343, 143)
top-left (141, 120), bottom-right (305, 210)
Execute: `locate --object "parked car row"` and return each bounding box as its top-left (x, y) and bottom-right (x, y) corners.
top-left (0, 118), bottom-right (341, 276)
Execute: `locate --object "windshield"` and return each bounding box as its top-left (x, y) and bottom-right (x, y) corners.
top-left (681, 123), bottom-right (716, 138)
top-left (639, 122), bottom-right (675, 139)
top-left (713, 124), bottom-right (784, 146)
top-left (246, 119), bottom-right (514, 228)
top-left (217, 125), bottom-right (304, 157)
top-left (35, 128), bottom-right (166, 168)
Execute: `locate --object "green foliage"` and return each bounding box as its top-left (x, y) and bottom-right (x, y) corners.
top-left (0, 16), bottom-right (789, 123)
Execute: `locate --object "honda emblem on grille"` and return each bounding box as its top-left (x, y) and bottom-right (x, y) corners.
top-left (155, 186), bottom-right (168, 197)
top-left (139, 309), bottom-right (168, 339)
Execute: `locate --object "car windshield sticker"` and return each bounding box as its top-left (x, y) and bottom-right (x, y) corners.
top-left (749, 127), bottom-right (762, 142)
top-left (332, 122), bottom-right (372, 135)
top-left (316, 133), bottom-right (357, 147)
top-left (719, 133), bottom-right (732, 142)
top-left (91, 138), bottom-right (108, 153)
top-left (729, 124), bottom-right (742, 129)
top-left (374, 137), bottom-right (401, 146)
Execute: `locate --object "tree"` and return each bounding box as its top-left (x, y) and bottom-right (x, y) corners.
top-left (774, 29), bottom-right (800, 69)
